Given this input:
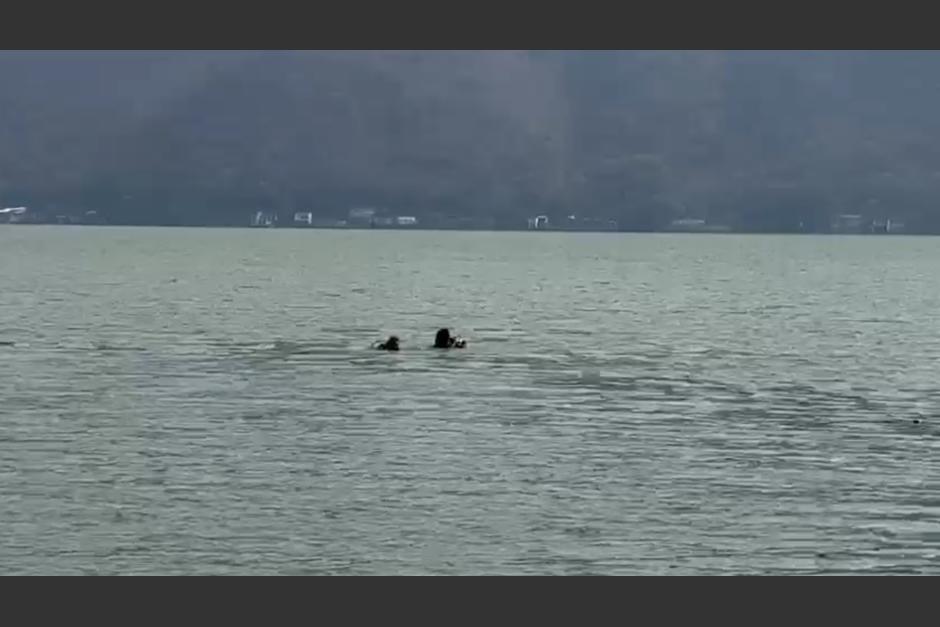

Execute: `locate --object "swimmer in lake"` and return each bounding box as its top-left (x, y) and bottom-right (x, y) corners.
top-left (434, 328), bottom-right (467, 350)
top-left (375, 336), bottom-right (401, 352)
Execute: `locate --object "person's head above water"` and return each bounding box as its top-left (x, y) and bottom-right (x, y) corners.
top-left (434, 328), bottom-right (467, 349)
top-left (377, 336), bottom-right (400, 351)
top-left (434, 328), bottom-right (453, 349)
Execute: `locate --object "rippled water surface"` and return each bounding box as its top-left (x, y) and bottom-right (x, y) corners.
top-left (2, 226), bottom-right (939, 575)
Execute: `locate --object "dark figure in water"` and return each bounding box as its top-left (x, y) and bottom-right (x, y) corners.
top-left (434, 329), bottom-right (467, 349)
top-left (376, 336), bottom-right (401, 352)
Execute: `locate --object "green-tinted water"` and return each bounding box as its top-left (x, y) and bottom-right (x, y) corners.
top-left (1, 226), bottom-right (938, 575)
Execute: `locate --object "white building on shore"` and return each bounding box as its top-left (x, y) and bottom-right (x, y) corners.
top-left (0, 207), bottom-right (28, 223)
top-left (293, 212), bottom-right (314, 226)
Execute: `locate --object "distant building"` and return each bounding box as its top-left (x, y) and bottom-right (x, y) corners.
top-left (0, 207), bottom-right (28, 224)
top-left (251, 211), bottom-right (277, 227)
top-left (528, 215), bottom-right (550, 230)
top-left (348, 208), bottom-right (377, 226)
top-left (373, 217), bottom-right (394, 227)
top-left (832, 214), bottom-right (865, 234)
top-left (871, 218), bottom-right (906, 234)
top-left (396, 216), bottom-right (418, 227)
top-left (293, 212), bottom-right (314, 226)
top-left (665, 218), bottom-right (730, 233)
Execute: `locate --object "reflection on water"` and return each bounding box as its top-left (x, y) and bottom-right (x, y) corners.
top-left (1, 227), bottom-right (939, 575)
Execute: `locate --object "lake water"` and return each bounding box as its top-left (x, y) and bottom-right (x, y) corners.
top-left (1, 226), bottom-right (939, 575)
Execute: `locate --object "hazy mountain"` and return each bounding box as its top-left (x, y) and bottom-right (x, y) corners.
top-left (3, 50), bottom-right (940, 231)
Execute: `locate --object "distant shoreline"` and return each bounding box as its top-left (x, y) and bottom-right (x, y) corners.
top-left (0, 223), bottom-right (926, 236)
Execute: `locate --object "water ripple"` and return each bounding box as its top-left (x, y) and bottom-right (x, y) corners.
top-left (2, 227), bottom-right (940, 575)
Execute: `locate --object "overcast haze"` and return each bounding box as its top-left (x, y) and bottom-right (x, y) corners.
top-left (2, 50), bottom-right (940, 232)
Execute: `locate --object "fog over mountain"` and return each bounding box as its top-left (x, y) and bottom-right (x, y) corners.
top-left (3, 50), bottom-right (940, 232)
